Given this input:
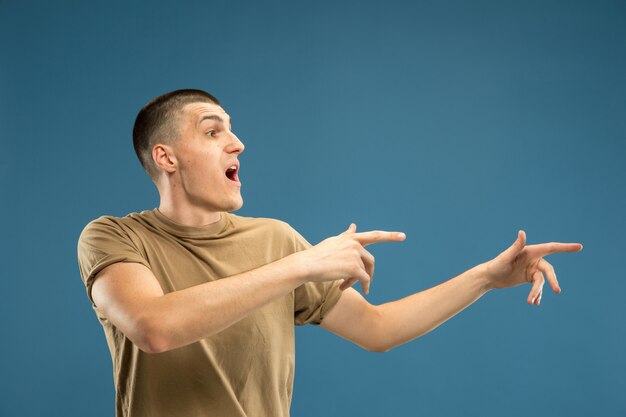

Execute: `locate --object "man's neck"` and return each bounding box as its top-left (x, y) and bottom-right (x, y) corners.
top-left (157, 202), bottom-right (222, 227)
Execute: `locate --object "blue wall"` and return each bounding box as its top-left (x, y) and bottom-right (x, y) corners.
top-left (2, 0), bottom-right (624, 416)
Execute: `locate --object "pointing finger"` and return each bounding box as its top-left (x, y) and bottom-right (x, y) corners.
top-left (526, 242), bottom-right (583, 257)
top-left (353, 230), bottom-right (407, 247)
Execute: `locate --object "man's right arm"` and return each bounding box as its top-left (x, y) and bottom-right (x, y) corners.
top-left (92, 254), bottom-right (307, 353)
top-left (90, 224), bottom-right (405, 353)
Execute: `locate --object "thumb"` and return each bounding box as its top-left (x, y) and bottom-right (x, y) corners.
top-left (342, 223), bottom-right (357, 234)
top-left (504, 230), bottom-right (526, 257)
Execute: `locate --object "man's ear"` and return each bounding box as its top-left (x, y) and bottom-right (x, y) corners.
top-left (152, 144), bottom-right (177, 174)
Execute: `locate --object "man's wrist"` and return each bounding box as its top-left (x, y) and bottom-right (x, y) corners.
top-left (471, 262), bottom-right (495, 294)
top-left (277, 251), bottom-right (311, 287)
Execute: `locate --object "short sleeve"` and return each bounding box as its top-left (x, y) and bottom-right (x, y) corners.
top-left (77, 217), bottom-right (150, 306)
top-left (290, 226), bottom-right (343, 326)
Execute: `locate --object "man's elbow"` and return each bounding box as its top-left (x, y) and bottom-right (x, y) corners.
top-left (364, 341), bottom-right (392, 353)
top-left (132, 314), bottom-right (171, 354)
top-left (365, 334), bottom-right (426, 353)
top-left (362, 307), bottom-right (393, 353)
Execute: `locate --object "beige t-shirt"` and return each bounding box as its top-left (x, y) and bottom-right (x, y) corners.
top-left (77, 209), bottom-right (343, 417)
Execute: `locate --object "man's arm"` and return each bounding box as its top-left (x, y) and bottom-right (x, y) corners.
top-left (90, 225), bottom-right (405, 353)
top-left (320, 264), bottom-right (490, 352)
top-left (321, 229), bottom-right (583, 352)
top-left (92, 255), bottom-right (307, 354)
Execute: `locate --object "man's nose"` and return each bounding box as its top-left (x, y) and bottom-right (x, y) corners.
top-left (228, 132), bottom-right (245, 154)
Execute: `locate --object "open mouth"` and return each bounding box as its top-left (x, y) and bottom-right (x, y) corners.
top-left (225, 165), bottom-right (240, 183)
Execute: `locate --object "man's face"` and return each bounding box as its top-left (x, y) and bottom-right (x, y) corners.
top-left (169, 101), bottom-right (245, 213)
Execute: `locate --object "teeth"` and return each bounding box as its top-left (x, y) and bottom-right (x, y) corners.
top-left (227, 165), bottom-right (237, 171)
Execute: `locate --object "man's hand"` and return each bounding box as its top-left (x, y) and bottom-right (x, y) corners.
top-left (295, 223), bottom-right (406, 295)
top-left (485, 230), bottom-right (583, 305)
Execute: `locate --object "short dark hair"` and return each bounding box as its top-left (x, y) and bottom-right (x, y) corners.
top-left (132, 89), bottom-right (220, 181)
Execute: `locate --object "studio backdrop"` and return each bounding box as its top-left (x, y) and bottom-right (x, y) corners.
top-left (1, 1), bottom-right (624, 416)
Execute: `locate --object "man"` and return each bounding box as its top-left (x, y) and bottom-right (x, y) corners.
top-left (77, 89), bottom-right (582, 417)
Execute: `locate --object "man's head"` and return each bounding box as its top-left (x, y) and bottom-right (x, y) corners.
top-left (133, 89), bottom-right (245, 213)
top-left (133, 89), bottom-right (221, 181)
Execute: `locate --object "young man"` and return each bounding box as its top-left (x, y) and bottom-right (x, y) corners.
top-left (77, 89), bottom-right (582, 417)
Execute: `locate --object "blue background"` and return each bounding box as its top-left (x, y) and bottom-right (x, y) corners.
top-left (2, 0), bottom-right (624, 416)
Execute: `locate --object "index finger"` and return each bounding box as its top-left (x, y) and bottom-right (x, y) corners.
top-left (353, 230), bottom-right (407, 247)
top-left (526, 242), bottom-right (583, 256)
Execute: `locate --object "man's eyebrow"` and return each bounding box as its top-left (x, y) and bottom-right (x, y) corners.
top-left (198, 114), bottom-right (232, 128)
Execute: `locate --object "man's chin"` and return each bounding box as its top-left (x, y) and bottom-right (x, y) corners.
top-left (226, 197), bottom-right (244, 213)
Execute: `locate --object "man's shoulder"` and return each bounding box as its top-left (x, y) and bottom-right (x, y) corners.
top-left (227, 212), bottom-right (295, 236)
top-left (227, 212), bottom-right (292, 228)
top-left (79, 210), bottom-right (154, 240)
top-left (80, 210), bottom-right (300, 243)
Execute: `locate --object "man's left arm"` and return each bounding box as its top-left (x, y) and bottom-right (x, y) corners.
top-left (321, 230), bottom-right (582, 352)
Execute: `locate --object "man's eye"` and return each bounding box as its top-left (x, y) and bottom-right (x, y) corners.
top-left (206, 130), bottom-right (216, 137)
